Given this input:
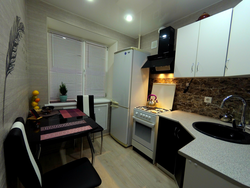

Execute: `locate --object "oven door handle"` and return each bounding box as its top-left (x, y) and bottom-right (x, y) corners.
top-left (133, 116), bottom-right (155, 128)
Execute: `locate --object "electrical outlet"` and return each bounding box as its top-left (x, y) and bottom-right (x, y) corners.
top-left (204, 97), bottom-right (212, 103)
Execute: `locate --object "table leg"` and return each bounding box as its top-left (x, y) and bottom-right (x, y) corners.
top-left (100, 131), bottom-right (103, 154)
top-left (37, 144), bottom-right (41, 159)
top-left (87, 133), bottom-right (95, 165)
top-left (80, 137), bottom-right (83, 158)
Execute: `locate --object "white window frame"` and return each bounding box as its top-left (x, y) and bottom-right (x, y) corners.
top-left (47, 32), bottom-right (107, 104)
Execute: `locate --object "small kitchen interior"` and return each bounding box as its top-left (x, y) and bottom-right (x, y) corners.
top-left (2, 0), bottom-right (250, 188)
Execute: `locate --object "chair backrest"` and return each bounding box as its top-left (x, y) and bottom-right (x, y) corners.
top-left (4, 117), bottom-right (42, 188)
top-left (77, 95), bottom-right (95, 121)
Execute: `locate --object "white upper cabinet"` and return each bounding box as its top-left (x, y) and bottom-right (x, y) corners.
top-left (174, 9), bottom-right (232, 78)
top-left (225, 0), bottom-right (250, 76)
top-left (196, 9), bottom-right (232, 77)
top-left (174, 21), bottom-right (200, 77)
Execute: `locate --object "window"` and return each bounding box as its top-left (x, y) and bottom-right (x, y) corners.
top-left (49, 33), bottom-right (106, 102)
top-left (85, 42), bottom-right (106, 97)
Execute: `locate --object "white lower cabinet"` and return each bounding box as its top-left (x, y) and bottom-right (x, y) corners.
top-left (94, 104), bottom-right (109, 130)
top-left (183, 159), bottom-right (241, 188)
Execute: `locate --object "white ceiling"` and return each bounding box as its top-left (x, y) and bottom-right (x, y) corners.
top-left (41, 0), bottom-right (222, 39)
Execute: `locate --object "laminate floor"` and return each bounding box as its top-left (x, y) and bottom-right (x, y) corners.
top-left (39, 135), bottom-right (178, 188)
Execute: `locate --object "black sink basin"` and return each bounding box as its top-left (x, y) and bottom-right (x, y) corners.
top-left (192, 122), bottom-right (250, 144)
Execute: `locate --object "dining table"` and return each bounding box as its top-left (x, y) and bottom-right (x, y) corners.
top-left (25, 108), bottom-right (101, 164)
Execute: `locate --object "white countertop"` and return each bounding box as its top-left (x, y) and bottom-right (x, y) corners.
top-left (47, 98), bottom-right (111, 107)
top-left (159, 110), bottom-right (250, 188)
top-left (94, 98), bottom-right (111, 104)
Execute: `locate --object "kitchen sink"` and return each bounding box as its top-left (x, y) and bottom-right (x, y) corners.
top-left (192, 122), bottom-right (250, 144)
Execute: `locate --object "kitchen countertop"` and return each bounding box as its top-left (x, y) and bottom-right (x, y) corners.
top-left (159, 110), bottom-right (250, 188)
top-left (47, 98), bottom-right (111, 108)
top-left (94, 98), bottom-right (111, 104)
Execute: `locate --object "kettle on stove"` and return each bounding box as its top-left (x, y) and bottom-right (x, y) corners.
top-left (147, 94), bottom-right (158, 108)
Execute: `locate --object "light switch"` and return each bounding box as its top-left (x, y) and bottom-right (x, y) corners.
top-left (151, 40), bottom-right (157, 49)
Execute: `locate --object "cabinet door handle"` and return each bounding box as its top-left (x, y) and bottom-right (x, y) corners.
top-left (191, 63), bottom-right (194, 73)
top-left (174, 127), bottom-right (177, 136)
top-left (176, 129), bottom-right (180, 139)
top-left (197, 62), bottom-right (199, 72)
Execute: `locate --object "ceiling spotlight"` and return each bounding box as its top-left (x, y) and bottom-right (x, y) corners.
top-left (125, 14), bottom-right (133, 22)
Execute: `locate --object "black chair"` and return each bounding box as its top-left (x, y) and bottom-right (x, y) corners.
top-left (4, 117), bottom-right (102, 188)
top-left (77, 95), bottom-right (103, 154)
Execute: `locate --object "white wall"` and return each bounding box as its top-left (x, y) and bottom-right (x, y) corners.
top-left (106, 42), bottom-right (118, 99)
top-left (0, 0), bottom-right (28, 187)
top-left (27, 0), bottom-right (137, 105)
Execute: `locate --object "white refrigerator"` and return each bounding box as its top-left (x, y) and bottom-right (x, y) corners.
top-left (110, 47), bottom-right (149, 147)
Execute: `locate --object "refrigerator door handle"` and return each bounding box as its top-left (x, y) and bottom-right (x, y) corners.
top-left (111, 100), bottom-right (119, 105)
top-left (111, 104), bottom-right (119, 108)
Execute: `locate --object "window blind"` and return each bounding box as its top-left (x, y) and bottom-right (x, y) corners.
top-left (50, 34), bottom-right (83, 100)
top-left (85, 42), bottom-right (106, 97)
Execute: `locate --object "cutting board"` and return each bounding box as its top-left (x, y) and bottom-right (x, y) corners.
top-left (151, 83), bottom-right (176, 110)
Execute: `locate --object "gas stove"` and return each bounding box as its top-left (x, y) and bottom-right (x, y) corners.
top-left (134, 106), bottom-right (169, 114)
top-left (132, 84), bottom-right (175, 164)
top-left (133, 106), bottom-right (169, 125)
top-left (132, 106), bottom-right (171, 163)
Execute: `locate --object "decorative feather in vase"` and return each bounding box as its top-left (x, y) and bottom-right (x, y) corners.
top-left (2, 16), bottom-right (25, 125)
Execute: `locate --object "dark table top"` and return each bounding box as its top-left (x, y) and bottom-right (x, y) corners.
top-left (26, 110), bottom-right (100, 145)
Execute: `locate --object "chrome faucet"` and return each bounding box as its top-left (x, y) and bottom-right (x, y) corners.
top-left (220, 95), bottom-right (247, 131)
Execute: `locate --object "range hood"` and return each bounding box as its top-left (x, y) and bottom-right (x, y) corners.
top-left (142, 26), bottom-right (175, 74)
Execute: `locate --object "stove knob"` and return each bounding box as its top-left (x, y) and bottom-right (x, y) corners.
top-left (145, 115), bottom-right (148, 119)
top-left (135, 112), bottom-right (138, 116)
top-left (140, 113), bottom-right (142, 117)
top-left (148, 116), bottom-right (151, 120)
top-left (142, 114), bottom-right (145, 118)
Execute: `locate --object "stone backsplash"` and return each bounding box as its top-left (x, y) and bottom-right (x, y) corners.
top-left (150, 76), bottom-right (250, 125)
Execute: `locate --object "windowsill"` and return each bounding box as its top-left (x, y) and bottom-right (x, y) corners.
top-left (45, 98), bottom-right (111, 109)
top-left (50, 99), bottom-right (77, 103)
top-left (46, 100), bottom-right (77, 109)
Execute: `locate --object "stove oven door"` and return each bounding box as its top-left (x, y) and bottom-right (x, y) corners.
top-left (132, 116), bottom-right (155, 151)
